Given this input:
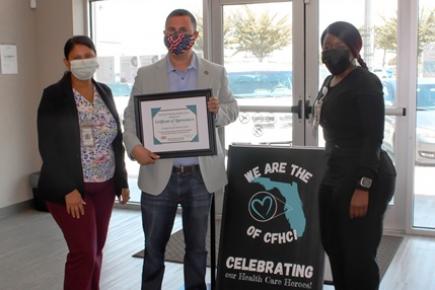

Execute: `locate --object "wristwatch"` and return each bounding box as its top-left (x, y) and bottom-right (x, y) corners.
top-left (359, 177), bottom-right (373, 190)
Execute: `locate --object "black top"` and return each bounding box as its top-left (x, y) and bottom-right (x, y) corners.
top-left (319, 67), bottom-right (384, 181)
top-left (37, 72), bottom-right (128, 203)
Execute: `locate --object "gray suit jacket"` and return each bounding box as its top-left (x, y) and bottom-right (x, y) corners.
top-left (123, 54), bottom-right (239, 195)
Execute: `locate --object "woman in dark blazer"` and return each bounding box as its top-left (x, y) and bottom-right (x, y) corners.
top-left (37, 35), bottom-right (129, 290)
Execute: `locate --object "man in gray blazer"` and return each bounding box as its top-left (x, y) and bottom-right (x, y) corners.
top-left (123, 9), bottom-right (238, 290)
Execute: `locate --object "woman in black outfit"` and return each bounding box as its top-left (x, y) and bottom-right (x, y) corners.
top-left (315, 22), bottom-right (396, 290)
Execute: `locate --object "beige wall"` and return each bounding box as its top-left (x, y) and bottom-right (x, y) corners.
top-left (36, 0), bottom-right (74, 90)
top-left (0, 0), bottom-right (85, 209)
top-left (0, 0), bottom-right (39, 208)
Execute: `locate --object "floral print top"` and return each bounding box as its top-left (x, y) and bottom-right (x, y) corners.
top-left (73, 87), bottom-right (117, 183)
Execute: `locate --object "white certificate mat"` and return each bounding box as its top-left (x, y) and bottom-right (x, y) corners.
top-left (134, 89), bottom-right (216, 158)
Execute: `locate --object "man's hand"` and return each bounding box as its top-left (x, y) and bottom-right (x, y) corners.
top-left (118, 188), bottom-right (130, 204)
top-left (65, 189), bottom-right (86, 219)
top-left (349, 189), bottom-right (369, 219)
top-left (132, 145), bottom-right (160, 165)
top-left (207, 96), bottom-right (220, 113)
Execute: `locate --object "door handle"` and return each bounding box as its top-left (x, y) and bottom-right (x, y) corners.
top-left (291, 100), bottom-right (314, 120)
top-left (291, 100), bottom-right (303, 119)
top-left (304, 100), bottom-right (312, 119)
top-left (385, 107), bottom-right (406, 116)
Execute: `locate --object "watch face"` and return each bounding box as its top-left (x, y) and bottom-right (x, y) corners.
top-left (360, 177), bottom-right (373, 188)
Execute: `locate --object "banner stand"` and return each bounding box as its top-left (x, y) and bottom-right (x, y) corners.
top-left (216, 145), bottom-right (327, 290)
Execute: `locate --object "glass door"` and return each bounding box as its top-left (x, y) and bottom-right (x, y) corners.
top-left (313, 0), bottom-right (435, 235)
top-left (90, 0), bottom-right (204, 203)
top-left (312, 0), bottom-right (408, 233)
top-left (412, 0), bottom-right (435, 231)
top-left (89, 0), bottom-right (435, 233)
top-left (212, 0), bottom-right (306, 148)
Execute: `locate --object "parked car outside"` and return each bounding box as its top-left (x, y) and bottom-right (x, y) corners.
top-left (382, 78), bottom-right (435, 165)
top-left (415, 78), bottom-right (435, 165)
top-left (373, 67), bottom-right (395, 79)
top-left (226, 70), bottom-right (293, 145)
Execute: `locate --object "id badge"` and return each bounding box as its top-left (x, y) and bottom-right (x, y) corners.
top-left (81, 126), bottom-right (95, 147)
top-left (312, 99), bottom-right (323, 127)
top-left (312, 86), bottom-right (328, 127)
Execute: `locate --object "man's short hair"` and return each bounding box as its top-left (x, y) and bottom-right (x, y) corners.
top-left (165, 9), bottom-right (197, 31)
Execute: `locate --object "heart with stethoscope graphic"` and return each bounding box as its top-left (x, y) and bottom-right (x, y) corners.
top-left (248, 191), bottom-right (288, 222)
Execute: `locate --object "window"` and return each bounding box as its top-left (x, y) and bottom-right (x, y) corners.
top-left (90, 0), bottom-right (203, 203)
top-left (413, 0), bottom-right (435, 228)
top-left (222, 2), bottom-right (293, 147)
top-left (318, 0), bottom-right (399, 154)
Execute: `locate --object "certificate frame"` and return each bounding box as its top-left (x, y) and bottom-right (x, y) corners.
top-left (134, 89), bottom-right (217, 159)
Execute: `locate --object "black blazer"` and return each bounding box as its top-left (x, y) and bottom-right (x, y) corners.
top-left (37, 72), bottom-right (128, 203)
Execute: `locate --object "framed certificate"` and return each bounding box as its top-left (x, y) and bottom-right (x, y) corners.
top-left (134, 89), bottom-right (217, 158)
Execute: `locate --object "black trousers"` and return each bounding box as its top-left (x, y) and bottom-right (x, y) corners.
top-left (319, 151), bottom-right (396, 290)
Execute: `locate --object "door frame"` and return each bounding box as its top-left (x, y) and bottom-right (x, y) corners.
top-left (210, 0), bottom-right (307, 146)
top-left (209, 0), bottom-right (434, 235)
top-left (209, 0), bottom-right (305, 216)
top-left (380, 0), bottom-right (418, 235)
top-left (300, 0), bottom-right (435, 236)
top-left (396, 0), bottom-right (435, 236)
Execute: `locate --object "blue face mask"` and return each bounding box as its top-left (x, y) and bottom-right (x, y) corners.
top-left (164, 32), bottom-right (195, 55)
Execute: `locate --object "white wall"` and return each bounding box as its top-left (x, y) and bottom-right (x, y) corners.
top-left (0, 0), bottom-right (83, 210)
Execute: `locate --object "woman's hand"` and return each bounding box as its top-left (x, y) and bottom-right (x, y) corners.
top-left (118, 188), bottom-right (130, 204)
top-left (349, 189), bottom-right (369, 219)
top-left (65, 189), bottom-right (86, 219)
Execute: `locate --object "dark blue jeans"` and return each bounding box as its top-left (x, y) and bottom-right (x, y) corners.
top-left (140, 170), bottom-right (212, 290)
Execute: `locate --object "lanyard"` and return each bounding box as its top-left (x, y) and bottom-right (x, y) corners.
top-left (312, 76), bottom-right (332, 127)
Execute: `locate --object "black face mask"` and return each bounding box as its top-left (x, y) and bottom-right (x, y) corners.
top-left (321, 48), bottom-right (352, 75)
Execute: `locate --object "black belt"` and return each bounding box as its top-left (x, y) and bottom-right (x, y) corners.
top-left (172, 165), bottom-right (200, 174)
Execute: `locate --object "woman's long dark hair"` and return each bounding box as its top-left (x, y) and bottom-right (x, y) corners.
top-left (321, 21), bottom-right (368, 69)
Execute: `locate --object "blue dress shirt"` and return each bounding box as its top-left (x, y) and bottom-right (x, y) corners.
top-left (167, 54), bottom-right (199, 166)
